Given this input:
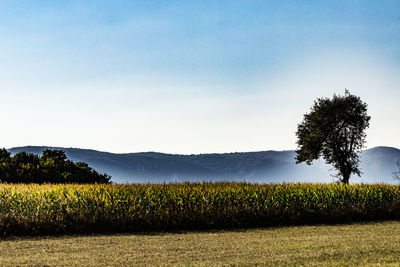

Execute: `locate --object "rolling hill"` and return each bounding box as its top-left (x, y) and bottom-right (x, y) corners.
top-left (7, 146), bottom-right (400, 184)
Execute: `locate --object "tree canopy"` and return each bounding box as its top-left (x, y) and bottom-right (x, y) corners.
top-left (295, 90), bottom-right (370, 184)
top-left (0, 149), bottom-right (111, 184)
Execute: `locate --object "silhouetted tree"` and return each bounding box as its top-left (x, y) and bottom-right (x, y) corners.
top-left (40, 149), bottom-right (69, 183)
top-left (0, 149), bottom-right (111, 184)
top-left (10, 152), bottom-right (41, 183)
top-left (295, 90), bottom-right (370, 184)
top-left (0, 149), bottom-right (11, 182)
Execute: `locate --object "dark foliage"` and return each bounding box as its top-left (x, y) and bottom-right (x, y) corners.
top-left (0, 148), bottom-right (111, 184)
top-left (296, 90), bottom-right (370, 184)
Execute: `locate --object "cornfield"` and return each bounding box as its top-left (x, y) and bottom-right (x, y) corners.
top-left (0, 182), bottom-right (400, 236)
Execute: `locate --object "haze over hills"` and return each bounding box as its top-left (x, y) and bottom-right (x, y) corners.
top-left (7, 146), bottom-right (400, 184)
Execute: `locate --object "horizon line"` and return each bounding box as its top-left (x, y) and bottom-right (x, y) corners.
top-left (6, 145), bottom-right (399, 156)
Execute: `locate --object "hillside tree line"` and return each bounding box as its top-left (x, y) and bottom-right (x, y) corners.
top-left (0, 149), bottom-right (111, 184)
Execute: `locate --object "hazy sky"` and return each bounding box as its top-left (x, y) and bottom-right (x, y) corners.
top-left (1, 1), bottom-right (399, 154)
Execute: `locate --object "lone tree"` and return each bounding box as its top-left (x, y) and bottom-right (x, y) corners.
top-left (295, 90), bottom-right (370, 184)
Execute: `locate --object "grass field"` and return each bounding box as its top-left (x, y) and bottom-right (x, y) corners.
top-left (1, 221), bottom-right (400, 266)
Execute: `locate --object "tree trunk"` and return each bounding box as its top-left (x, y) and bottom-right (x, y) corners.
top-left (342, 171), bottom-right (350, 184)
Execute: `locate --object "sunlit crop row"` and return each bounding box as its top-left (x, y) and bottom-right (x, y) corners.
top-left (0, 182), bottom-right (399, 236)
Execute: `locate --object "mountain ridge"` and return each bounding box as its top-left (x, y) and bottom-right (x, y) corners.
top-left (7, 146), bottom-right (400, 184)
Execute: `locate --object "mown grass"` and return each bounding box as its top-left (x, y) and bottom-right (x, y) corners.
top-left (1, 182), bottom-right (400, 235)
top-left (1, 221), bottom-right (400, 266)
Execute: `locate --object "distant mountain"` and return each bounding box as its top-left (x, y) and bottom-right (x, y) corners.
top-left (7, 146), bottom-right (400, 184)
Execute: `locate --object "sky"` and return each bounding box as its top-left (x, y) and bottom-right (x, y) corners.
top-left (1, 0), bottom-right (400, 154)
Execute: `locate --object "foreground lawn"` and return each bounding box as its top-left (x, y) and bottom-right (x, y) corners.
top-left (1, 221), bottom-right (400, 266)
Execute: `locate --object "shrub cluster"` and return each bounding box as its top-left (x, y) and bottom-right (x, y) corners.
top-left (0, 182), bottom-right (400, 236)
top-left (0, 149), bottom-right (110, 184)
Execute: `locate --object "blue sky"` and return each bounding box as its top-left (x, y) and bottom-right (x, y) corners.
top-left (1, 1), bottom-right (400, 153)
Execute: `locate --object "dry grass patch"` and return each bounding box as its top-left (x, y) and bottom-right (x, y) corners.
top-left (1, 221), bottom-right (400, 266)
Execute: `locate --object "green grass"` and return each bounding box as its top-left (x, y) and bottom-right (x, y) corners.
top-left (1, 221), bottom-right (400, 266)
